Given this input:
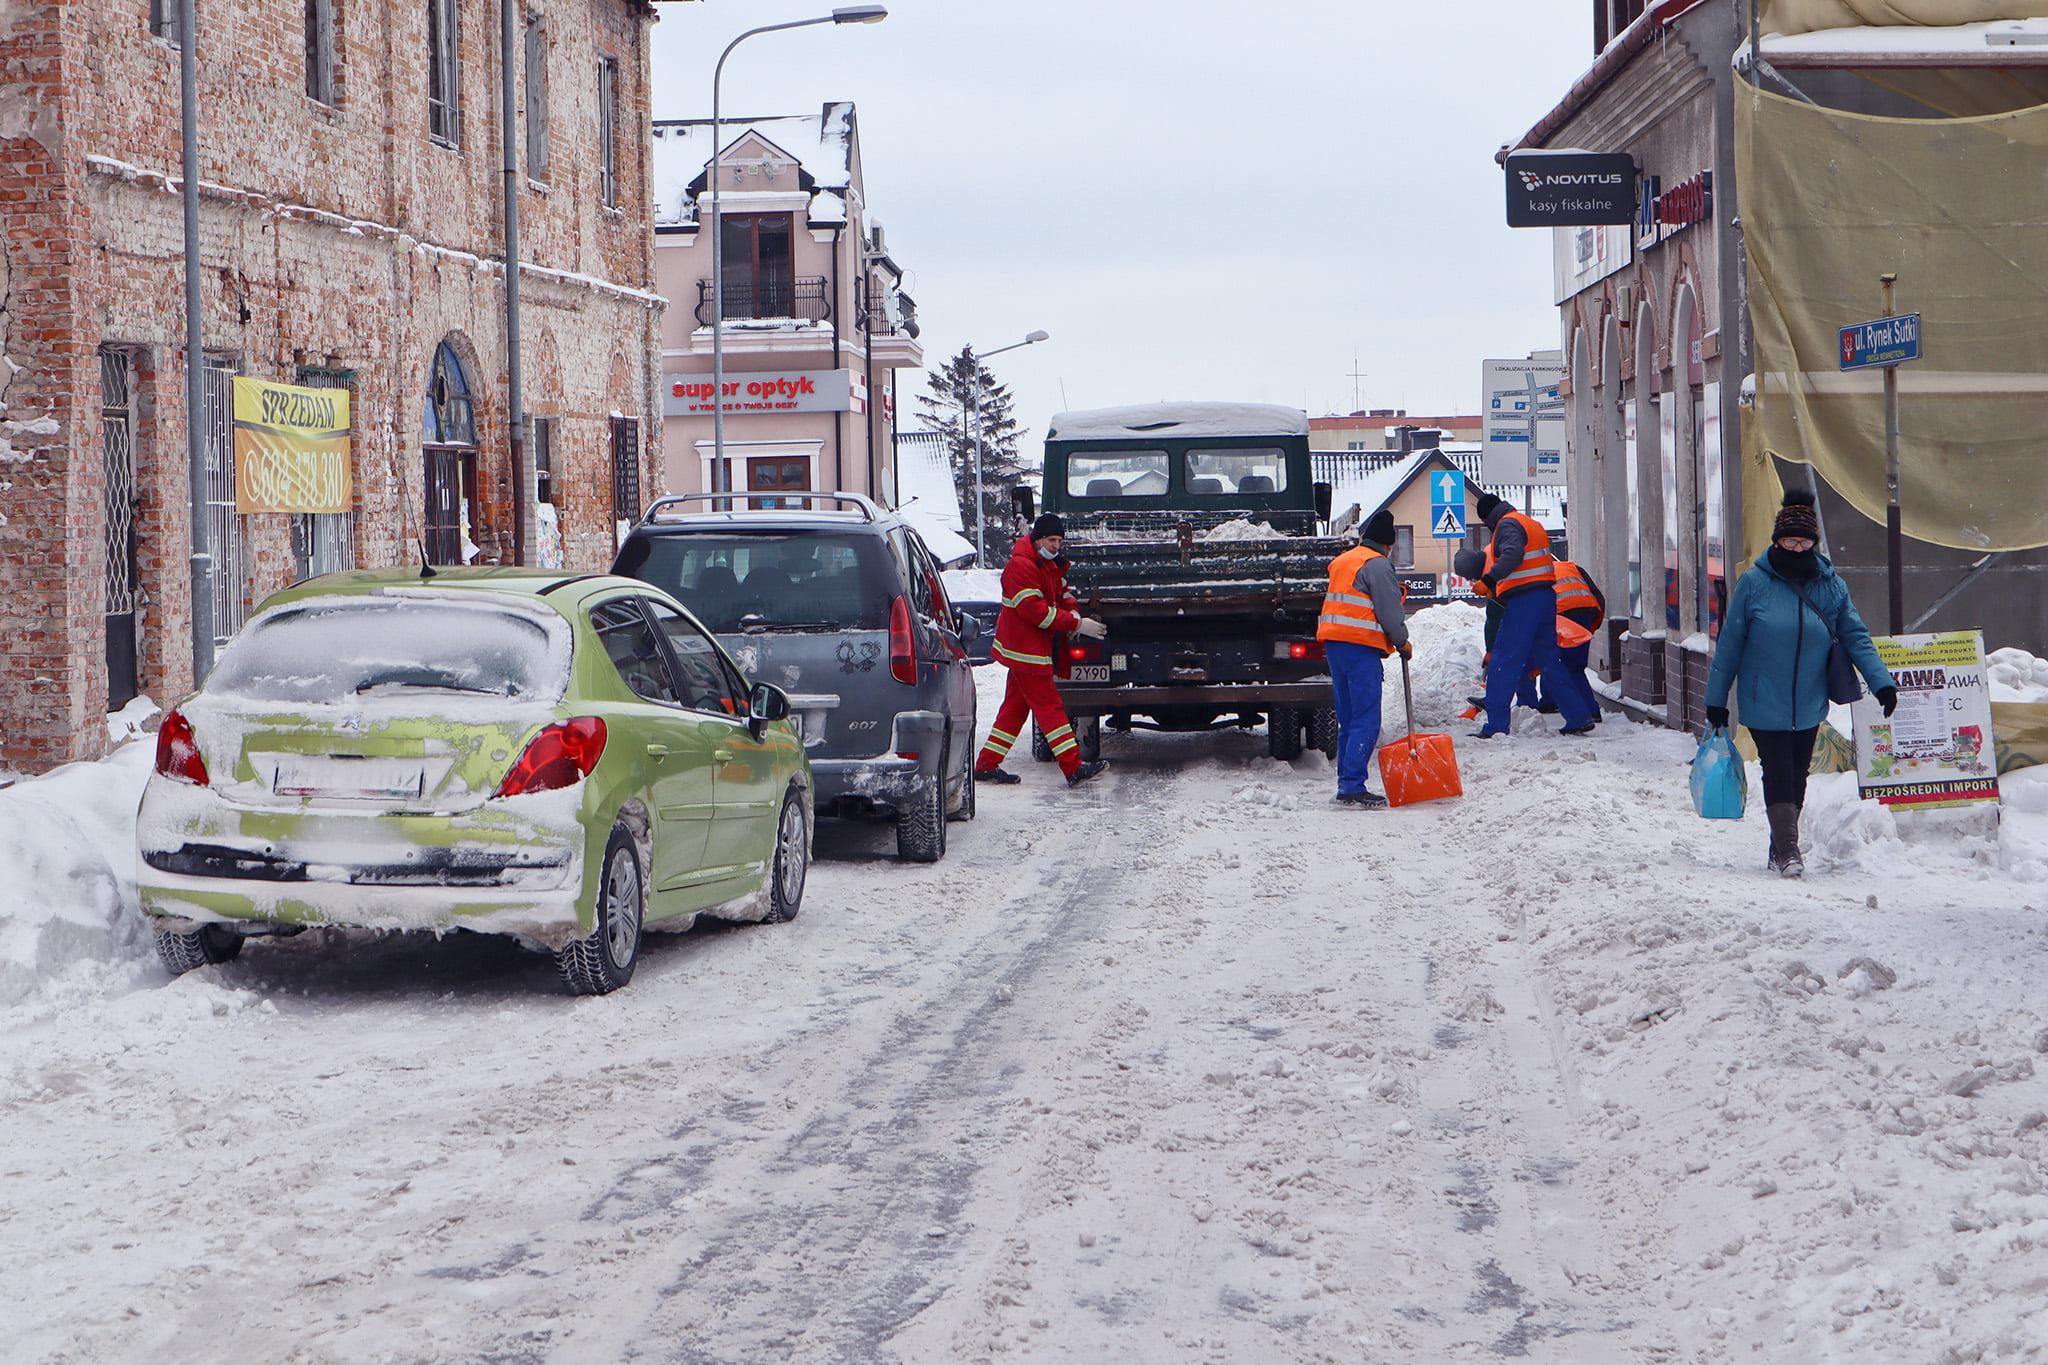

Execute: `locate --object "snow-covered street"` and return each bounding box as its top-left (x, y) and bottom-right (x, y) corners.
top-left (5, 623), bottom-right (2048, 1363)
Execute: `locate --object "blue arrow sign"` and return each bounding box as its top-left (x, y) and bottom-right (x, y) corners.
top-left (1430, 468), bottom-right (1465, 508)
top-left (1839, 313), bottom-right (1921, 371)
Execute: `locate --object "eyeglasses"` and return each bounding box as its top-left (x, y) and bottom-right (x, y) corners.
top-left (1776, 536), bottom-right (1816, 552)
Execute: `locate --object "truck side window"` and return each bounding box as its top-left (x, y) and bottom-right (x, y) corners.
top-left (1184, 447), bottom-right (1289, 494)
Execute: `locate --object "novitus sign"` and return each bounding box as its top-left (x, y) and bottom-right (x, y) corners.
top-left (664, 369), bottom-right (859, 417)
top-left (1504, 151), bottom-right (1638, 228)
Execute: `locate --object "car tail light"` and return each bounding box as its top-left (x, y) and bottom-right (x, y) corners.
top-left (889, 596), bottom-right (917, 685)
top-left (154, 709), bottom-right (209, 786)
top-left (1275, 639), bottom-right (1325, 661)
top-left (494, 717), bottom-right (607, 798)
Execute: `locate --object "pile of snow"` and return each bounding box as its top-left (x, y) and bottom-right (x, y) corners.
top-left (1383, 601), bottom-right (1486, 730)
top-left (1988, 646), bottom-right (2048, 704)
top-left (105, 694), bottom-right (159, 747)
top-left (942, 567), bottom-right (1005, 603)
top-left (1199, 518), bottom-right (1282, 542)
top-left (0, 744), bottom-right (156, 1017)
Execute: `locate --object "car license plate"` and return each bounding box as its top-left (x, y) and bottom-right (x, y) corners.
top-left (1069, 666), bottom-right (1110, 683)
top-left (271, 756), bottom-right (426, 801)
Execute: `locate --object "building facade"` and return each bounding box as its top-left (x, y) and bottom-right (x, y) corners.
top-left (0, 0), bottom-right (666, 773)
top-left (649, 104), bottom-right (921, 507)
top-left (1309, 410), bottom-right (1484, 453)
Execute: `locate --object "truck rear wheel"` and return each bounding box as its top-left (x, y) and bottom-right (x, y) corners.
top-left (1267, 706), bottom-right (1304, 760)
top-left (1077, 717), bottom-right (1101, 763)
top-left (1310, 706), bottom-right (1341, 760)
top-left (1031, 720), bottom-right (1053, 763)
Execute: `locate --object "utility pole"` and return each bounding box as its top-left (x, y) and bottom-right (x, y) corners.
top-left (1881, 272), bottom-right (1903, 634)
top-left (501, 0), bottom-right (527, 564)
top-left (178, 0), bottom-right (214, 684)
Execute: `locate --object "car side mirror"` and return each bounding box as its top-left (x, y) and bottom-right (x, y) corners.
top-left (955, 610), bottom-right (983, 645)
top-left (1313, 481), bottom-right (1333, 522)
top-left (1011, 485), bottom-right (1035, 522)
top-left (749, 682), bottom-right (791, 738)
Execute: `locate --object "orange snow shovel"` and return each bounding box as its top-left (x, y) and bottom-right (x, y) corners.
top-left (1378, 653), bottom-right (1463, 808)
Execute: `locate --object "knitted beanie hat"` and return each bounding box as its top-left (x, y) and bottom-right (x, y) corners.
top-left (1773, 488), bottom-right (1820, 544)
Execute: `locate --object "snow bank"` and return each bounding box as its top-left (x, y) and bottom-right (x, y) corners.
top-left (1383, 601), bottom-right (1486, 731)
top-left (1199, 517), bottom-right (1282, 543)
top-left (105, 694), bottom-right (159, 747)
top-left (0, 744), bottom-right (156, 1016)
top-left (1988, 646), bottom-right (2048, 704)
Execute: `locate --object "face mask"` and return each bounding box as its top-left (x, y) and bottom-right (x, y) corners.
top-left (1038, 544), bottom-right (1058, 560)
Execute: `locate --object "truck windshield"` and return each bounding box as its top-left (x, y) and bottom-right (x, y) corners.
top-left (1185, 447), bottom-right (1289, 494)
top-left (1067, 451), bottom-right (1170, 498)
top-left (616, 532), bottom-right (894, 633)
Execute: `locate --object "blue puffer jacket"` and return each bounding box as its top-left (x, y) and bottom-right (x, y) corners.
top-left (1705, 554), bottom-right (1893, 732)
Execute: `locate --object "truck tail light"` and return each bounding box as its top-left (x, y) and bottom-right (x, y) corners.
top-left (494, 717), bottom-right (607, 798)
top-left (1275, 639), bottom-right (1325, 661)
top-left (889, 596), bottom-right (917, 685)
top-left (1068, 640), bottom-right (1107, 663)
top-left (154, 709), bottom-right (210, 786)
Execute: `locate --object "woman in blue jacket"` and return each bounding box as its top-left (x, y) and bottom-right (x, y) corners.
top-left (1704, 489), bottom-right (1897, 877)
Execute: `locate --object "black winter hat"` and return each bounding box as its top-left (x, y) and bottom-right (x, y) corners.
top-left (1362, 509), bottom-right (1397, 547)
top-left (1454, 547), bottom-right (1486, 580)
top-left (1475, 491), bottom-right (1505, 522)
top-left (1030, 513), bottom-right (1066, 542)
top-left (1773, 488), bottom-right (1821, 544)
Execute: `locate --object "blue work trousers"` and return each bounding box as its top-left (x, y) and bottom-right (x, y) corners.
top-left (1327, 640), bottom-right (1385, 794)
top-left (1539, 641), bottom-right (1601, 719)
top-left (1485, 587), bottom-right (1595, 734)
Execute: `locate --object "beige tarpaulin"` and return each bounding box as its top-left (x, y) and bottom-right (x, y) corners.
top-left (1761, 0), bottom-right (2048, 32)
top-left (1737, 86), bottom-right (2048, 552)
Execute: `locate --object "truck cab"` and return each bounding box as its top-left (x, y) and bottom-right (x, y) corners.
top-left (1017, 403), bottom-right (1347, 761)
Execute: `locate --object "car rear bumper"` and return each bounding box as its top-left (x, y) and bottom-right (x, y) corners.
top-left (1054, 680), bottom-right (1335, 711)
top-left (810, 710), bottom-right (946, 814)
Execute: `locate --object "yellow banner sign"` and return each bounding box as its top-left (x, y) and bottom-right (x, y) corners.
top-left (231, 377), bottom-right (352, 514)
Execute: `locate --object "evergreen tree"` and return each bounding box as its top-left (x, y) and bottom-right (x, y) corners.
top-left (915, 345), bottom-right (1025, 564)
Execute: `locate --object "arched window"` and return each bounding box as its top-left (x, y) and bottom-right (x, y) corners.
top-left (423, 340), bottom-right (480, 565)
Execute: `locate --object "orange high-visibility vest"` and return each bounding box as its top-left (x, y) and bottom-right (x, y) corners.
top-left (1316, 545), bottom-right (1390, 652)
top-left (1552, 558), bottom-right (1600, 616)
top-left (1483, 510), bottom-right (1556, 598)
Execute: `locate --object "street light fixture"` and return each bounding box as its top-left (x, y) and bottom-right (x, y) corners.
top-left (709, 7), bottom-right (888, 502)
top-left (969, 330), bottom-right (1050, 564)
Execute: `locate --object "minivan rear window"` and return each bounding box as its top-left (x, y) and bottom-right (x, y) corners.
top-left (616, 532), bottom-right (894, 633)
top-left (208, 598), bottom-right (568, 703)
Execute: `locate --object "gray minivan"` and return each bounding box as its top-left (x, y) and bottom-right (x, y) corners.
top-left (613, 493), bottom-right (980, 862)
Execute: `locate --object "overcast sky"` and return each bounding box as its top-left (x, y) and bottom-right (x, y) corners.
top-left (648, 1), bottom-right (1594, 442)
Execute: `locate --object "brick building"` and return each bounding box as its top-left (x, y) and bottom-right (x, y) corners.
top-left (0, 0), bottom-right (666, 774)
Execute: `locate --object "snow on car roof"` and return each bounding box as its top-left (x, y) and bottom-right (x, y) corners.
top-left (1047, 403), bottom-right (1311, 442)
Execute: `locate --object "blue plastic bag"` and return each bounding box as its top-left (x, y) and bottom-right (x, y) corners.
top-left (1690, 726), bottom-right (1748, 820)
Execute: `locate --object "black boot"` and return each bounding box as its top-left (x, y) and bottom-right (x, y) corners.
top-left (1766, 803), bottom-right (1804, 878)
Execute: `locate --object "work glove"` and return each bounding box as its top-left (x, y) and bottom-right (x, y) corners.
top-left (1877, 686), bottom-right (1898, 717)
top-left (1075, 618), bottom-right (1109, 640)
top-left (1705, 704), bottom-right (1731, 730)
top-left (1479, 575), bottom-right (1499, 596)
top-left (1396, 641), bottom-right (1413, 660)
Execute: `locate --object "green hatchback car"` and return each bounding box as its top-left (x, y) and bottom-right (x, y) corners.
top-left (137, 569), bottom-right (812, 994)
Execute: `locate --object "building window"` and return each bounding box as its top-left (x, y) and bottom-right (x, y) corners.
top-left (609, 417), bottom-right (640, 552)
top-left (718, 215), bottom-right (795, 317)
top-left (293, 366), bottom-right (356, 579)
top-left (101, 348), bottom-right (142, 711)
top-left (532, 416), bottom-right (555, 504)
top-left (305, 0), bottom-right (336, 104)
top-left (597, 56), bottom-right (618, 208)
top-left (523, 11), bottom-right (548, 180)
top-left (423, 341), bottom-right (479, 566)
top-left (427, 0), bottom-right (460, 147)
top-left (150, 0), bottom-right (181, 44)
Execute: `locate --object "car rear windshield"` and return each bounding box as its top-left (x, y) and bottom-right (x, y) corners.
top-left (615, 531), bottom-right (894, 633)
top-left (1067, 451), bottom-right (1170, 498)
top-left (1185, 447), bottom-right (1289, 494)
top-left (207, 598), bottom-right (567, 703)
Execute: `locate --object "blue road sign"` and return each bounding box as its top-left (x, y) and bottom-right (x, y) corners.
top-left (1430, 469), bottom-right (1467, 539)
top-left (1839, 313), bottom-right (1921, 371)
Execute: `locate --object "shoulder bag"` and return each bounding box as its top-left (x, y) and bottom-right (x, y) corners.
top-left (1788, 579), bottom-right (1864, 705)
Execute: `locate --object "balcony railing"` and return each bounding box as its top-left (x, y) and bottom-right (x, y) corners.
top-left (695, 277), bottom-right (831, 327)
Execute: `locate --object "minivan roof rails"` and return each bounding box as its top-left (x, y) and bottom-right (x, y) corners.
top-left (638, 491), bottom-right (883, 524)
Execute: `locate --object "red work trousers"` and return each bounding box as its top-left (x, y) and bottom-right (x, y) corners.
top-left (976, 666), bottom-right (1081, 778)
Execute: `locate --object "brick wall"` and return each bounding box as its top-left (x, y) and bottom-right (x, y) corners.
top-left (0, 0), bottom-right (664, 774)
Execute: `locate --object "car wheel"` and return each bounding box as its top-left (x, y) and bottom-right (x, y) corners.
top-left (153, 923), bottom-right (244, 976)
top-left (1077, 716), bottom-right (1102, 763)
top-left (765, 786), bottom-right (809, 924)
top-left (556, 823), bottom-right (643, 996)
top-left (897, 743), bottom-right (948, 863)
top-left (1310, 706), bottom-right (1341, 760)
top-left (1267, 706), bottom-right (1305, 760)
top-left (1030, 720), bottom-right (1053, 763)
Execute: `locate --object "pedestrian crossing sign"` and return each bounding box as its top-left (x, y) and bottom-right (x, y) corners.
top-left (1432, 503), bottom-right (1466, 539)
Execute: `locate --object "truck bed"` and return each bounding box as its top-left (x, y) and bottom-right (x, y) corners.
top-left (1063, 521), bottom-right (1347, 617)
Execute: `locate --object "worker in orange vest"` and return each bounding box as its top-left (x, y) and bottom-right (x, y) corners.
top-left (1315, 510), bottom-right (1410, 807)
top-left (1471, 493), bottom-right (1597, 739)
top-left (1544, 556), bottom-right (1606, 721)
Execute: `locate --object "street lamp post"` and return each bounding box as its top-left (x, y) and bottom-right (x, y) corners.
top-left (709, 6), bottom-right (886, 504)
top-left (969, 330), bottom-right (1049, 564)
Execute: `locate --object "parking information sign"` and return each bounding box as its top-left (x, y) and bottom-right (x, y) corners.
top-left (1430, 469), bottom-right (1467, 539)
top-left (1839, 313), bottom-right (1922, 371)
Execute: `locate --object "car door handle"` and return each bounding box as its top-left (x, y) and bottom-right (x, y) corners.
top-left (713, 748), bottom-right (734, 763)
top-left (646, 744), bottom-right (670, 759)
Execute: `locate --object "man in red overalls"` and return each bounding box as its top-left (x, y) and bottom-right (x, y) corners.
top-left (974, 515), bottom-right (1111, 788)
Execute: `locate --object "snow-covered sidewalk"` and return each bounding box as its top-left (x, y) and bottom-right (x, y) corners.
top-left (1, 615), bottom-right (2044, 1361)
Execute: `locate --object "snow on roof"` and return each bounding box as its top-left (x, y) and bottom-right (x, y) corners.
top-left (1326, 450), bottom-right (1450, 526)
top-left (893, 431), bottom-right (965, 534)
top-left (1047, 403), bottom-right (1310, 441)
top-left (899, 502), bottom-right (976, 568)
top-left (1758, 18), bottom-right (2048, 64)
top-left (649, 103), bottom-right (855, 228)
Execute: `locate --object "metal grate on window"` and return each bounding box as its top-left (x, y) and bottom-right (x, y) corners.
top-left (201, 365), bottom-right (246, 648)
top-left (610, 417), bottom-right (639, 552)
top-left (293, 366), bottom-right (356, 578)
top-left (100, 350), bottom-right (139, 619)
